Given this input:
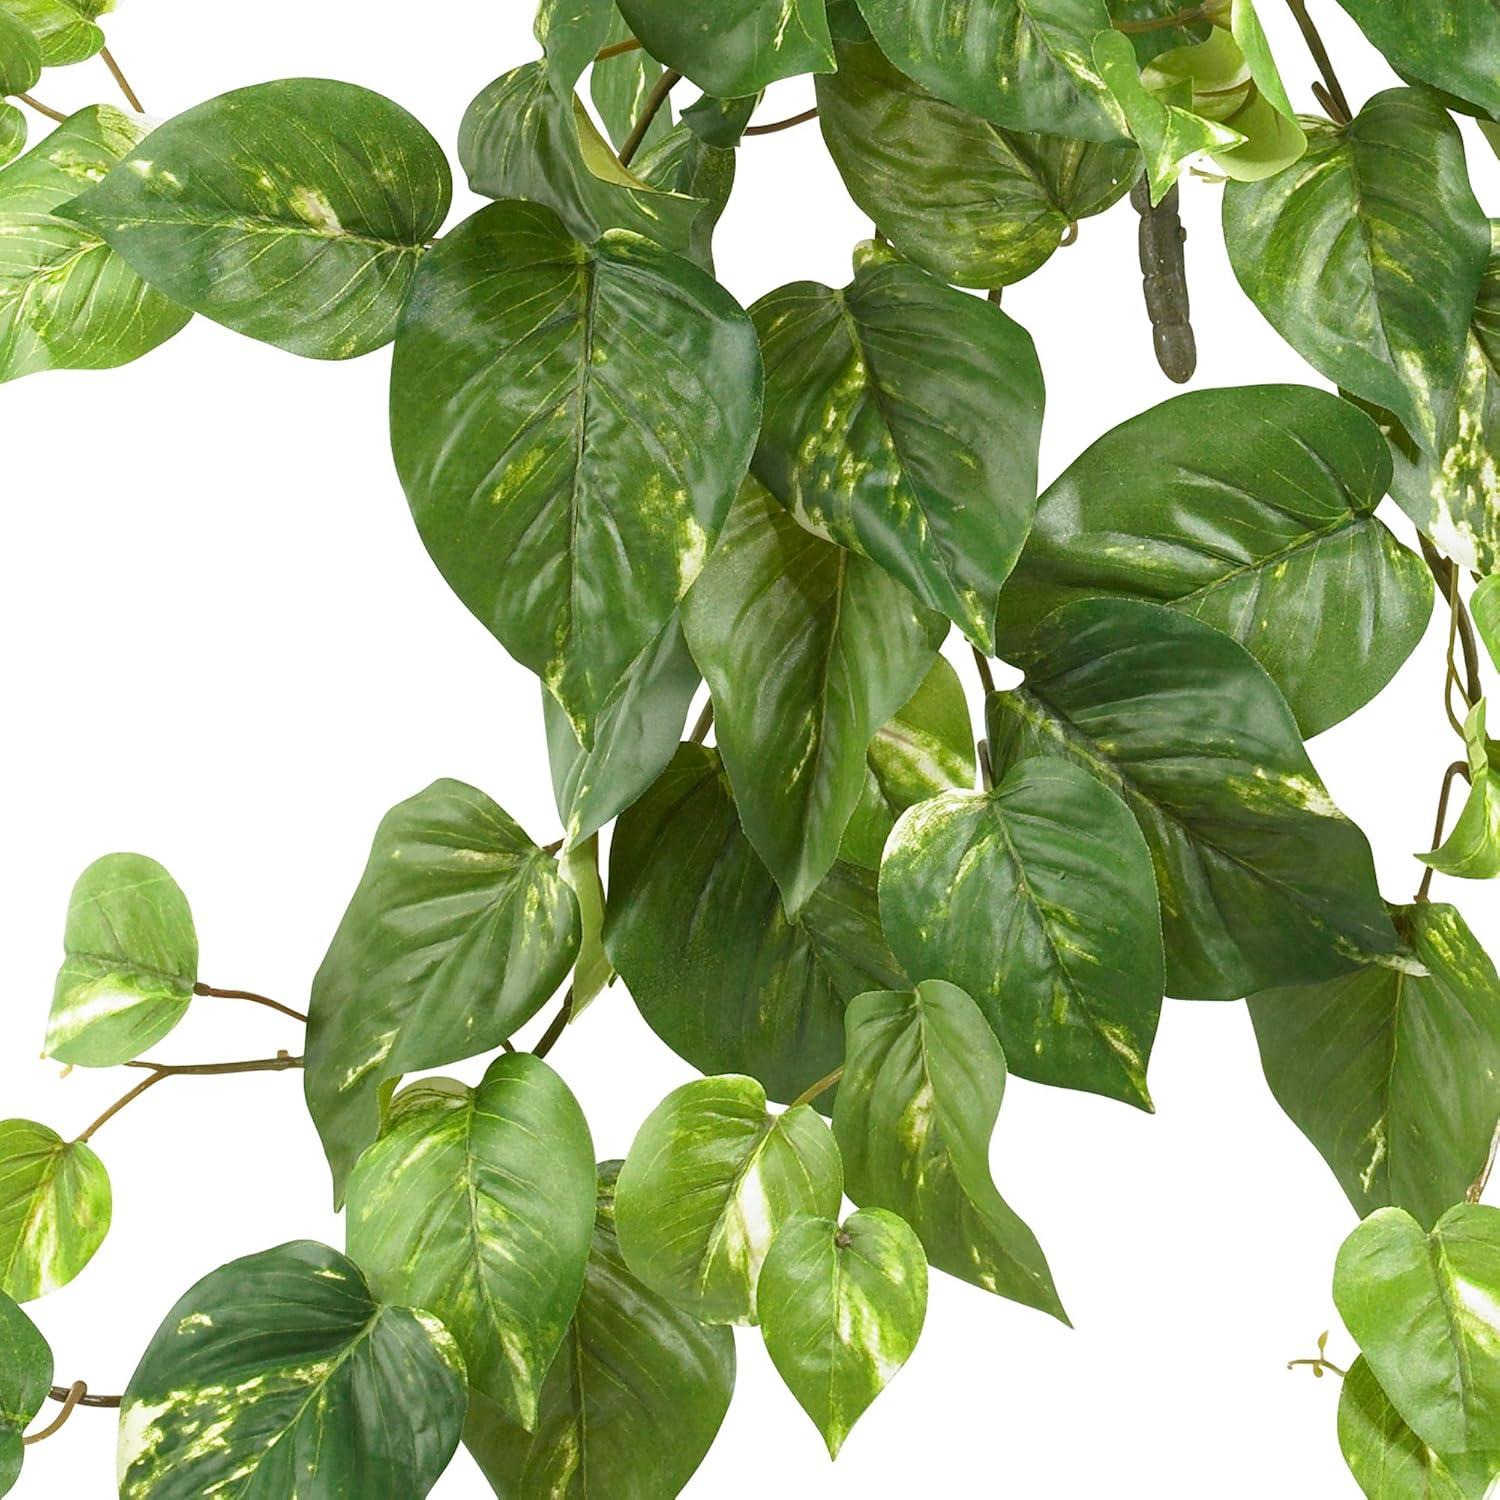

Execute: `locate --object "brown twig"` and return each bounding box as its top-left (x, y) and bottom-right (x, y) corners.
top-left (48, 1386), bottom-right (120, 1409)
top-left (1113, 0), bottom-right (1228, 33)
top-left (689, 699), bottom-right (715, 744)
top-left (24, 1383), bottom-right (88, 1445)
top-left (99, 46), bottom-right (144, 112)
top-left (1421, 537), bottom-right (1484, 721)
top-left (194, 982), bottom-right (307, 1024)
top-left (532, 990), bottom-right (575, 1060)
top-left (1283, 0), bottom-right (1353, 124)
top-left (744, 107), bottom-right (819, 136)
top-left (16, 93), bottom-right (67, 123)
top-left (1415, 761), bottom-right (1469, 902)
top-left (618, 68), bottom-right (681, 168)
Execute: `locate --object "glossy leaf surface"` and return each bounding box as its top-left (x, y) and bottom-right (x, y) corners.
top-left (0, 10), bottom-right (39, 94)
top-left (0, 0), bottom-right (103, 64)
top-left (534, 0), bottom-right (615, 93)
top-left (0, 1120), bottom-right (109, 1302)
top-left (1333, 0), bottom-right (1500, 117)
top-left (1420, 702), bottom-right (1500, 879)
top-left (0, 1292), bottom-right (49, 1497)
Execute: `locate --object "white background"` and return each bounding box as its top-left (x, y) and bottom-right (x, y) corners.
top-left (4, 2), bottom-right (1497, 1495)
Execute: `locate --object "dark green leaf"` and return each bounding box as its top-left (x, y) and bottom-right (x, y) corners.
top-left (682, 92), bottom-right (761, 147)
top-left (535, 0), bottom-right (616, 94)
top-left (0, 10), bottom-right (40, 95)
top-left (1333, 0), bottom-right (1500, 117)
top-left (0, 1292), bottom-right (50, 1498)
top-left (988, 598), bottom-right (1400, 999)
top-left (1420, 703), bottom-right (1500, 879)
top-left (1107, 0), bottom-right (1213, 63)
top-left (0, 1119), bottom-right (109, 1302)
top-left (591, 11), bottom-right (671, 154)
top-left (629, 121), bottom-right (737, 273)
top-left (0, 0), bottom-right (102, 65)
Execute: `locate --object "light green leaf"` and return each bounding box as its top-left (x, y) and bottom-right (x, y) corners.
top-left (615, 1074), bottom-right (844, 1325)
top-left (1223, 89), bottom-right (1489, 450)
top-left (116, 1241), bottom-right (468, 1500)
top-left (995, 384), bottom-right (1432, 737)
top-left (0, 106), bottom-right (190, 383)
top-left (0, 1292), bottom-right (51, 1498)
top-left (880, 759), bottom-right (1163, 1109)
top-left (1332, 0), bottom-right (1500, 118)
top-left (463, 1162), bottom-right (736, 1498)
top-left (0, 106), bottom-right (23, 170)
top-left (605, 744), bottom-right (907, 1105)
top-left (61, 79), bottom-right (451, 359)
top-left (833, 980), bottom-right (1066, 1317)
top-left (1476, 575), bottom-right (1500, 671)
top-left (45, 852), bottom-right (197, 1068)
top-left (752, 242), bottom-right (1043, 653)
top-left (1334, 1204), bottom-right (1500, 1454)
top-left (561, 836), bottom-right (612, 1014)
top-left (534, 0), bottom-right (616, 94)
top-left (0, 10), bottom-right (40, 95)
top-left (0, 0), bottom-right (103, 66)
top-left (1250, 902), bottom-right (1500, 1228)
top-left (988, 598), bottom-right (1400, 999)
top-left (1420, 702), bottom-right (1500, 880)
top-left (682, 479), bottom-right (946, 914)
top-left (0, 1119), bottom-right (109, 1302)
top-left (758, 1208), bottom-right (926, 1457)
top-left (390, 199), bottom-right (760, 744)
top-left (305, 779), bottom-right (580, 1203)
top-left (346, 1054), bottom-right (595, 1428)
top-left (817, 34), bottom-right (1138, 290)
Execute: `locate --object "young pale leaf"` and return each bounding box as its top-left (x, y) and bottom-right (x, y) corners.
top-left (615, 1074), bottom-right (843, 1325)
top-left (345, 1054), bottom-right (596, 1429)
top-left (0, 1292), bottom-right (51, 1497)
top-left (1334, 1204), bottom-right (1500, 1454)
top-left (390, 199), bottom-right (760, 745)
top-left (834, 981), bottom-right (1066, 1318)
top-left (0, 1119), bottom-right (109, 1302)
top-left (758, 1208), bottom-right (927, 1458)
top-left (45, 852), bottom-right (197, 1068)
top-left (605, 745), bottom-right (907, 1105)
top-left (305, 779), bottom-right (580, 1203)
top-left (1477, 576), bottom-right (1500, 671)
top-left (1332, 0), bottom-right (1500, 118)
top-left (0, 106), bottom-right (191, 383)
top-left (561, 836), bottom-right (612, 1013)
top-left (1223, 89), bottom-right (1489, 450)
top-left (534, 0), bottom-right (616, 94)
top-left (463, 1162), bottom-right (736, 1498)
top-left (880, 759), bottom-right (1163, 1109)
top-left (682, 479), bottom-right (946, 913)
top-left (1420, 703), bottom-right (1500, 880)
top-left (61, 79), bottom-right (451, 359)
top-left (1249, 903), bottom-right (1500, 1228)
top-left (753, 242), bottom-right (1043, 653)
top-left (856, 0), bottom-right (1125, 140)
top-left (995, 385), bottom-right (1431, 737)
top-left (1339, 1356), bottom-right (1500, 1500)
top-left (116, 1241), bottom-right (468, 1500)
top-left (989, 598), bottom-right (1399, 1000)
top-left (0, 0), bottom-right (103, 65)
top-left (0, 10), bottom-right (40, 95)
top-left (816, 35), bottom-right (1138, 289)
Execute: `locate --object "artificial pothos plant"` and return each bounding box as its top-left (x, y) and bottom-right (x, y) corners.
top-left (1, 0), bottom-right (1498, 1494)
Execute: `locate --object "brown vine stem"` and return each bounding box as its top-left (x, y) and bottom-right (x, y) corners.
top-left (790, 1065), bottom-right (843, 1110)
top-left (1282, 0), bottom-right (1353, 124)
top-left (532, 989), bottom-right (575, 1060)
top-left (1416, 761), bottom-right (1471, 903)
top-left (194, 982), bottom-right (307, 1024)
top-left (23, 1383), bottom-right (87, 1446)
top-left (75, 1053), bottom-right (303, 1143)
top-left (971, 646), bottom-right (997, 698)
top-left (618, 68), bottom-right (682, 168)
top-left (48, 1386), bottom-right (121, 1409)
top-left (99, 46), bottom-right (145, 112)
top-left (16, 93), bottom-right (67, 123)
top-left (744, 107), bottom-right (820, 137)
top-left (594, 37), bottom-right (642, 63)
top-left (689, 699), bottom-right (715, 744)
top-left (1112, 0), bottom-right (1228, 34)
top-left (1421, 537), bottom-right (1484, 735)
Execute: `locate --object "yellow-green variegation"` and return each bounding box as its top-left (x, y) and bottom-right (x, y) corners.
top-left (0, 10), bottom-right (39, 97)
top-left (0, 1291), bottom-right (50, 1497)
top-left (534, 0), bottom-right (616, 95)
top-left (757, 1208), bottom-right (927, 1458)
top-left (0, 107), bottom-right (23, 170)
top-left (614, 1074), bottom-right (844, 1325)
top-left (1419, 702), bottom-right (1500, 880)
top-left (45, 852), bottom-right (197, 1068)
top-left (1332, 0), bottom-right (1500, 118)
top-left (590, 9), bottom-right (671, 155)
top-left (0, 0), bottom-right (105, 66)
top-left (116, 1241), bottom-right (468, 1500)
top-left (0, 1119), bottom-right (110, 1302)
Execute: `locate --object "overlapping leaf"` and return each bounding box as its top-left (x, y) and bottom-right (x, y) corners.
top-left (0, 107), bottom-right (23, 170)
top-left (1333, 0), bottom-right (1500, 118)
top-left (0, 1119), bottom-right (109, 1301)
top-left (590, 10), bottom-right (671, 154)
top-left (534, 0), bottom-right (616, 94)
top-left (561, 836), bottom-right (612, 1013)
top-left (0, 0), bottom-right (104, 65)
top-left (0, 1292), bottom-right (49, 1497)
top-left (1420, 703), bottom-right (1500, 879)
top-left (0, 10), bottom-right (39, 95)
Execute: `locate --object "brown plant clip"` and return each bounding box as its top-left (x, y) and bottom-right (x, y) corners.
top-left (1131, 176), bottom-right (1197, 384)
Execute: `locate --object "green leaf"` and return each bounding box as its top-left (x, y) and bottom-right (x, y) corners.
top-left (605, 744), bottom-right (907, 1105)
top-left (0, 106), bottom-right (191, 383)
top-left (1420, 702), bottom-right (1500, 879)
top-left (0, 106), bottom-right (23, 171)
top-left (1476, 575), bottom-right (1500, 671)
top-left (1223, 89), bottom-right (1490, 450)
top-left (0, 1292), bottom-right (51, 1498)
top-left (615, 0), bottom-right (835, 97)
top-left (534, 0), bottom-right (616, 94)
top-left (1339, 1356), bottom-right (1500, 1500)
top-left (60, 79), bottom-right (451, 359)
top-left (880, 759), bottom-right (1163, 1108)
top-left (0, 1119), bottom-right (109, 1302)
top-left (1107, 0), bottom-right (1213, 63)
top-left (590, 11), bottom-right (671, 154)
top-left (44, 852), bottom-right (197, 1068)
top-left (463, 1162), bottom-right (736, 1498)
top-left (1334, 1204), bottom-right (1500, 1454)
top-left (561, 836), bottom-right (612, 1013)
top-left (816, 35), bottom-right (1138, 290)
top-left (116, 1241), bottom-right (468, 1500)
top-left (752, 242), bottom-right (1043, 653)
top-left (1249, 902), bottom-right (1500, 1228)
top-left (995, 384), bottom-right (1432, 738)
top-left (988, 598), bottom-right (1400, 999)
top-left (758, 1208), bottom-right (926, 1457)
top-left (1219, 0), bottom-right (1306, 181)
top-left (345, 1054), bottom-right (595, 1428)
top-left (840, 655), bottom-right (976, 870)
top-left (0, 0), bottom-right (102, 66)
top-left (390, 199), bottom-right (760, 744)
top-left (833, 980), bottom-right (1065, 1317)
top-left (682, 479), bottom-right (945, 913)
top-left (0, 10), bottom-right (40, 95)
top-left (856, 0), bottom-right (1125, 140)
top-left (616, 1075), bottom-right (843, 1325)
top-left (1332, 0), bottom-right (1500, 118)
top-left (629, 121), bottom-right (737, 274)
top-left (305, 779), bottom-right (581, 1203)
top-left (682, 92), bottom-right (761, 148)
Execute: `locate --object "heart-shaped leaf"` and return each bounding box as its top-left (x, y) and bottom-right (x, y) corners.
top-left (1332, 0), bottom-right (1500, 118)
top-left (0, 1292), bottom-right (50, 1497)
top-left (0, 1119), bottom-right (109, 1302)
top-left (0, 0), bottom-right (102, 65)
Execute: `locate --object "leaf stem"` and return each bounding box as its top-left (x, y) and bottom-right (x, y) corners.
top-left (1282, 0), bottom-right (1353, 124)
top-left (99, 46), bottom-right (144, 113)
top-left (73, 1070), bottom-right (171, 1144)
top-left (1422, 538), bottom-right (1484, 724)
top-left (23, 1383), bottom-right (88, 1446)
top-left (1415, 760), bottom-right (1471, 902)
top-left (594, 37), bottom-right (642, 63)
top-left (75, 1053), bottom-right (303, 1143)
top-left (194, 982), bottom-right (307, 1024)
top-left (618, 67), bottom-right (681, 167)
top-left (790, 1065), bottom-right (843, 1110)
top-left (1469, 1122), bottom-right (1499, 1203)
top-left (48, 1385), bottom-right (120, 1409)
top-left (532, 989), bottom-right (575, 1059)
top-left (16, 93), bottom-right (67, 123)
top-left (744, 107), bottom-right (820, 136)
top-left (1113, 0), bottom-right (1228, 34)
top-left (689, 699), bottom-right (715, 744)
top-left (971, 646), bottom-right (997, 698)
top-left (1287, 1331), bottom-right (1346, 1379)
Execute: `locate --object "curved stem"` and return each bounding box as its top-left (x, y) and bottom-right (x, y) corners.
top-left (24, 1382), bottom-right (87, 1445)
top-left (689, 699), bottom-right (715, 745)
top-left (1282, 0), bottom-right (1353, 124)
top-left (99, 46), bottom-right (144, 112)
top-left (594, 37), bottom-right (642, 63)
top-left (16, 93), bottom-right (67, 123)
top-left (74, 1069), bottom-right (170, 1143)
top-left (78, 1053), bottom-right (303, 1143)
top-left (1422, 538), bottom-right (1484, 720)
top-left (618, 68), bottom-right (681, 168)
top-left (1287, 1355), bottom-right (1347, 1379)
top-left (790, 1065), bottom-right (843, 1110)
top-left (533, 990), bottom-right (575, 1060)
top-left (194, 982), bottom-right (307, 1024)
top-left (48, 1386), bottom-right (120, 1409)
top-left (1416, 761), bottom-right (1471, 903)
top-left (1113, 1), bottom-right (1228, 34)
top-left (744, 107), bottom-right (819, 136)
top-left (971, 646), bottom-right (997, 698)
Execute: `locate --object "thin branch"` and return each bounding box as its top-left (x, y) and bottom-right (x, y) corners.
top-left (16, 93), bottom-right (67, 123)
top-left (49, 1386), bottom-right (120, 1409)
top-left (1416, 761), bottom-right (1469, 903)
top-left (689, 699), bottom-right (715, 744)
top-left (594, 37), bottom-right (642, 63)
top-left (533, 990), bottom-right (575, 1060)
top-left (78, 1053), bottom-right (303, 1143)
top-left (1282, 0), bottom-right (1353, 124)
top-left (790, 1066), bottom-right (843, 1110)
top-left (194, 982), bottom-right (307, 1024)
top-left (1113, 0), bottom-right (1228, 33)
top-left (74, 1070), bottom-right (170, 1143)
top-left (24, 1383), bottom-right (87, 1445)
top-left (1422, 537), bottom-right (1484, 716)
top-left (618, 68), bottom-right (681, 168)
top-left (744, 107), bottom-right (819, 136)
top-left (971, 646), bottom-right (997, 698)
top-left (99, 46), bottom-right (144, 112)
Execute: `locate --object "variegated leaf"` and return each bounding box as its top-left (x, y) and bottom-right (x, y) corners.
top-left (752, 242), bottom-right (1043, 654)
top-left (1332, 0), bottom-right (1500, 118)
top-left (534, 0), bottom-right (616, 94)
top-left (463, 1162), bottom-right (736, 1498)
top-left (0, 1292), bottom-right (50, 1497)
top-left (1250, 903), bottom-right (1500, 1228)
top-left (627, 120), bottom-right (737, 275)
top-left (614, 1074), bottom-right (844, 1325)
top-left (0, 107), bottom-right (23, 171)
top-left (0, 0), bottom-right (103, 66)
top-left (1334, 1204), bottom-right (1500, 1454)
top-left (682, 479), bottom-right (946, 914)
top-left (1477, 575), bottom-right (1500, 671)
top-left (45, 852), bottom-right (197, 1068)
top-left (816, 35), bottom-right (1138, 290)
top-left (116, 1241), bottom-right (468, 1500)
top-left (0, 10), bottom-right (39, 95)
top-left (305, 779), bottom-right (581, 1203)
top-left (605, 744), bottom-right (907, 1106)
top-left (1420, 702), bottom-right (1500, 879)
top-left (0, 1119), bottom-right (110, 1302)
top-left (390, 199), bottom-right (760, 744)
top-left (345, 1055), bottom-right (596, 1429)
top-left (590, 8), bottom-right (671, 154)
top-left (833, 980), bottom-right (1066, 1318)
top-left (61, 80), bottom-right (451, 359)
top-left (988, 598), bottom-right (1399, 999)
top-left (758, 1208), bottom-right (926, 1458)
